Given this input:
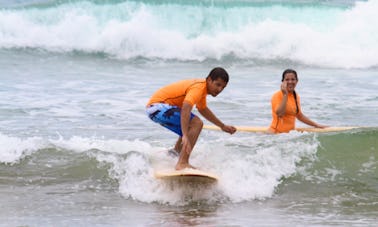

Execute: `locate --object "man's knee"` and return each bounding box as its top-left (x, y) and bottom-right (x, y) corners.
top-left (191, 116), bottom-right (203, 128)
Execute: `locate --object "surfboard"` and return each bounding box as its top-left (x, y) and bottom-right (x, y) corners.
top-left (155, 168), bottom-right (218, 184)
top-left (203, 125), bottom-right (360, 133)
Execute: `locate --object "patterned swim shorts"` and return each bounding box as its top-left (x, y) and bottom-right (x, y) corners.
top-left (146, 103), bottom-right (195, 136)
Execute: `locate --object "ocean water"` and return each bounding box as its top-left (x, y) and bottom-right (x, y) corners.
top-left (0, 0), bottom-right (377, 226)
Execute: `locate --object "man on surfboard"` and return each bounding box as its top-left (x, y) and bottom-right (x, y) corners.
top-left (146, 67), bottom-right (236, 170)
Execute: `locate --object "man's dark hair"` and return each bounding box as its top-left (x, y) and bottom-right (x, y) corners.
top-left (207, 67), bottom-right (229, 83)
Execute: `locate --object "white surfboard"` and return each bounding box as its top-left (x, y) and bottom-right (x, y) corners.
top-left (203, 125), bottom-right (361, 133)
top-left (155, 168), bottom-right (218, 184)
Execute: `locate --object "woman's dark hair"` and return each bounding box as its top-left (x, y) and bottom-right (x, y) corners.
top-left (282, 68), bottom-right (299, 114)
top-left (207, 67), bottom-right (229, 83)
top-left (281, 69), bottom-right (298, 82)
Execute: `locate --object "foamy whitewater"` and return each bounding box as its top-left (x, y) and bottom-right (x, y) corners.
top-left (0, 0), bottom-right (377, 226)
top-left (1, 0), bottom-right (377, 68)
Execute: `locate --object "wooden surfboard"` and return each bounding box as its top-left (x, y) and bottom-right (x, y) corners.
top-left (155, 168), bottom-right (218, 184)
top-left (203, 125), bottom-right (360, 133)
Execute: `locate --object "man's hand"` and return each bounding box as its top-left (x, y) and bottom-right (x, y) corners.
top-left (181, 135), bottom-right (192, 154)
top-left (221, 125), bottom-right (237, 134)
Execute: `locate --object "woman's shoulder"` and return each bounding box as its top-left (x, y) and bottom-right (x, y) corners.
top-left (272, 90), bottom-right (282, 97)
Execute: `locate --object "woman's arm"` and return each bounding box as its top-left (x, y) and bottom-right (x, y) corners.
top-left (275, 81), bottom-right (289, 117)
top-left (297, 112), bottom-right (327, 128)
top-left (275, 93), bottom-right (288, 117)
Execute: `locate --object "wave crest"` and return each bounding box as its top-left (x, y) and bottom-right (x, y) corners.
top-left (1, 1), bottom-right (377, 68)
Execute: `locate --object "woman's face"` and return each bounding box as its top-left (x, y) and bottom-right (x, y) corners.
top-left (283, 73), bottom-right (298, 92)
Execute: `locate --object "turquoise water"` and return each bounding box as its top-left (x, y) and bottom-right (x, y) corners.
top-left (0, 0), bottom-right (377, 226)
top-left (0, 0), bottom-right (376, 67)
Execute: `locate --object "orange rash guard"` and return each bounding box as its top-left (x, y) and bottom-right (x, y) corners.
top-left (269, 90), bottom-right (302, 133)
top-left (147, 79), bottom-right (207, 110)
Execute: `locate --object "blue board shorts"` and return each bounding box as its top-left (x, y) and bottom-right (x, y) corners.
top-left (146, 103), bottom-right (195, 136)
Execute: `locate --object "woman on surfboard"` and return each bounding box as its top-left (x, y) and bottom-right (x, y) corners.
top-left (268, 69), bottom-right (327, 133)
top-left (146, 67), bottom-right (236, 170)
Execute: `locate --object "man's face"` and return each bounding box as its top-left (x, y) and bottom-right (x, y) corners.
top-left (207, 77), bottom-right (227, 97)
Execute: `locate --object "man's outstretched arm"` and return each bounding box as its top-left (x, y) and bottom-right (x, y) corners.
top-left (198, 107), bottom-right (236, 134)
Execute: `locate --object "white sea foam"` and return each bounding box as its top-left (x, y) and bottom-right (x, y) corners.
top-left (0, 133), bottom-right (46, 163)
top-left (0, 132), bottom-right (319, 204)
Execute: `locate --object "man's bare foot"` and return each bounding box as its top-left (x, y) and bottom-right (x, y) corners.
top-left (175, 163), bottom-right (196, 170)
